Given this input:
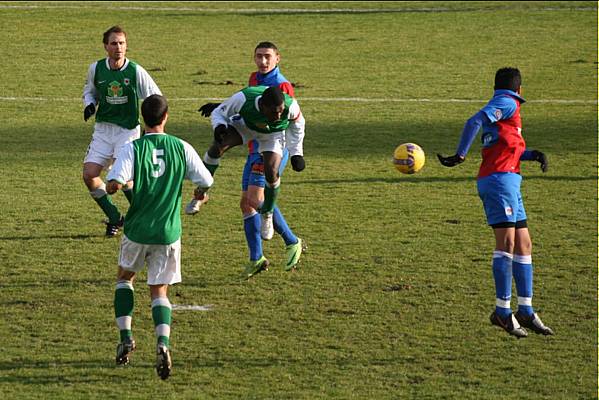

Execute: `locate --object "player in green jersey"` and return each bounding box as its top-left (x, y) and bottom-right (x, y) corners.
top-left (204, 85), bottom-right (306, 244)
top-left (106, 94), bottom-right (213, 380)
top-left (82, 26), bottom-right (162, 237)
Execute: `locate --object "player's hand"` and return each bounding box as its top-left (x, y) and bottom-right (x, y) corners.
top-left (437, 153), bottom-right (465, 167)
top-left (198, 102), bottom-right (221, 117)
top-left (83, 104), bottom-right (96, 121)
top-left (214, 124), bottom-right (228, 144)
top-left (291, 155), bottom-right (305, 172)
top-left (531, 150), bottom-right (548, 172)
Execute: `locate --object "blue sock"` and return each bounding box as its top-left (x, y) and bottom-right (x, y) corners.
top-left (273, 206), bottom-right (297, 246)
top-left (513, 254), bottom-right (534, 316)
top-left (243, 212), bottom-right (262, 261)
top-left (492, 251), bottom-right (513, 319)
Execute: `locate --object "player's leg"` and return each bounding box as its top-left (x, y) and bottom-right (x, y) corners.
top-left (114, 236), bottom-right (146, 365)
top-left (240, 154), bottom-right (269, 278)
top-left (113, 125), bottom-right (141, 205)
top-left (270, 149), bottom-right (303, 270)
top-left (513, 224), bottom-right (554, 335)
top-left (260, 150), bottom-right (282, 240)
top-left (146, 240), bottom-right (181, 379)
top-left (83, 161), bottom-right (123, 236)
top-left (478, 174), bottom-right (527, 337)
top-left (202, 125), bottom-right (243, 176)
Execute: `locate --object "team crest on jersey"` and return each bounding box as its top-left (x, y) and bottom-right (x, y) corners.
top-left (106, 81), bottom-right (128, 104)
top-left (505, 207), bottom-right (513, 216)
top-left (494, 109), bottom-right (502, 120)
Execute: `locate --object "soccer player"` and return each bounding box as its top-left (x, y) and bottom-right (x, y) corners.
top-left (106, 94), bottom-right (213, 379)
top-left (82, 25), bottom-right (162, 237)
top-left (438, 67), bottom-right (553, 338)
top-left (190, 42), bottom-right (304, 278)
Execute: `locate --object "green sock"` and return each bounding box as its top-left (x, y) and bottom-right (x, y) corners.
top-left (114, 281), bottom-right (134, 341)
top-left (122, 188), bottom-right (133, 204)
top-left (203, 152), bottom-right (220, 176)
top-left (152, 297), bottom-right (172, 348)
top-left (90, 184), bottom-right (121, 223)
top-left (261, 182), bottom-right (280, 214)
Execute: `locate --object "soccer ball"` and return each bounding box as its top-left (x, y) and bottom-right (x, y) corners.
top-left (393, 143), bottom-right (425, 174)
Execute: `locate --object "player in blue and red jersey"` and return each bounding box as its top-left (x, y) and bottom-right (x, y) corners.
top-left (438, 67), bottom-right (553, 338)
top-left (189, 42), bottom-right (304, 278)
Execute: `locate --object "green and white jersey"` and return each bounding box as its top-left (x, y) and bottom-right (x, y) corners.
top-left (107, 133), bottom-right (213, 244)
top-left (211, 85), bottom-right (306, 156)
top-left (82, 58), bottom-right (162, 129)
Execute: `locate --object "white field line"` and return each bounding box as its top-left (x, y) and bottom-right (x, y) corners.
top-left (0, 4), bottom-right (596, 13)
top-left (0, 96), bottom-right (596, 105)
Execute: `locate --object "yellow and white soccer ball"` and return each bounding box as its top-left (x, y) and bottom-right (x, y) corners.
top-left (393, 143), bottom-right (425, 174)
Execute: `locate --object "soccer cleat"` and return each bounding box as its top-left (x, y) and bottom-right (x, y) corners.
top-left (115, 337), bottom-right (136, 365)
top-left (285, 238), bottom-right (306, 271)
top-left (260, 212), bottom-right (274, 240)
top-left (105, 216), bottom-right (124, 238)
top-left (489, 311), bottom-right (528, 338)
top-left (156, 343), bottom-right (172, 380)
top-left (185, 194), bottom-right (209, 215)
top-left (242, 256), bottom-right (270, 279)
top-left (515, 311), bottom-right (554, 336)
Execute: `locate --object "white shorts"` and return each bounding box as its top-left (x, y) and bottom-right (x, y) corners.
top-left (230, 117), bottom-right (285, 156)
top-left (84, 122), bottom-right (140, 168)
top-left (119, 235), bottom-right (182, 285)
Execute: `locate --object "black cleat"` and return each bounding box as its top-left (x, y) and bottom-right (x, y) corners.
top-left (116, 337), bottom-right (136, 365)
top-left (156, 344), bottom-right (172, 380)
top-left (515, 311), bottom-right (554, 336)
top-left (105, 216), bottom-right (124, 238)
top-left (490, 311), bottom-right (528, 338)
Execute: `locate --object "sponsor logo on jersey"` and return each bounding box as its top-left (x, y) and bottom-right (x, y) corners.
top-left (106, 81), bottom-right (128, 104)
top-left (124, 78), bottom-right (130, 86)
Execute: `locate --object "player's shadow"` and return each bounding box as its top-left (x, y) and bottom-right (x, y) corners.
top-left (0, 234), bottom-right (95, 241)
top-left (287, 175), bottom-right (597, 185)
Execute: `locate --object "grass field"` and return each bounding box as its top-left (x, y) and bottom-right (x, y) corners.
top-left (0, 2), bottom-right (597, 399)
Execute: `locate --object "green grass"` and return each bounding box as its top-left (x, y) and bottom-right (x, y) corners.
top-left (0, 2), bottom-right (597, 399)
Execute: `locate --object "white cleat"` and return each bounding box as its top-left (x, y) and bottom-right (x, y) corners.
top-left (185, 194), bottom-right (209, 215)
top-left (260, 212), bottom-right (274, 240)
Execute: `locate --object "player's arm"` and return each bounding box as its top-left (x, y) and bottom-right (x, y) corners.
top-left (136, 65), bottom-right (162, 99)
top-left (437, 110), bottom-right (488, 167)
top-left (183, 141), bottom-right (214, 198)
top-left (279, 81), bottom-right (295, 97)
top-left (210, 91), bottom-right (246, 142)
top-left (285, 100), bottom-right (306, 171)
top-left (520, 149), bottom-right (548, 172)
top-left (82, 62), bottom-right (98, 121)
top-left (106, 144), bottom-right (134, 194)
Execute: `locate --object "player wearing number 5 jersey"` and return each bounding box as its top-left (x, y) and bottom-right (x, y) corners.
top-left (106, 94), bottom-right (213, 380)
top-left (82, 25), bottom-right (162, 237)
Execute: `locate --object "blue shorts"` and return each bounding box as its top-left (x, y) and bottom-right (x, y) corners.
top-left (477, 172), bottom-right (527, 226)
top-left (241, 148), bottom-right (289, 191)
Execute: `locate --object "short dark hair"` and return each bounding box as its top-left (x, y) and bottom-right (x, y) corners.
top-left (254, 41), bottom-right (279, 54)
top-left (494, 67), bottom-right (521, 91)
top-left (103, 26), bottom-right (127, 44)
top-left (261, 86), bottom-right (285, 108)
top-left (141, 94), bottom-right (168, 127)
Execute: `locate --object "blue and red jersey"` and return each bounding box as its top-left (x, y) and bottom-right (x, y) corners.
top-left (456, 89), bottom-right (526, 178)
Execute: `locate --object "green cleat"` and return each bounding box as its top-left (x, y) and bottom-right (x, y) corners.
top-left (285, 238), bottom-right (306, 271)
top-left (242, 256), bottom-right (270, 279)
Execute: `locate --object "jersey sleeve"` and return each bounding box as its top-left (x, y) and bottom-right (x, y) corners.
top-left (106, 142), bottom-right (135, 184)
top-left (211, 91), bottom-right (246, 129)
top-left (182, 140), bottom-right (214, 189)
top-left (82, 62), bottom-right (98, 106)
top-left (480, 96), bottom-right (517, 123)
top-left (285, 100), bottom-right (305, 156)
top-left (456, 110), bottom-right (488, 157)
top-left (279, 82), bottom-right (295, 97)
top-left (136, 64), bottom-right (162, 99)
